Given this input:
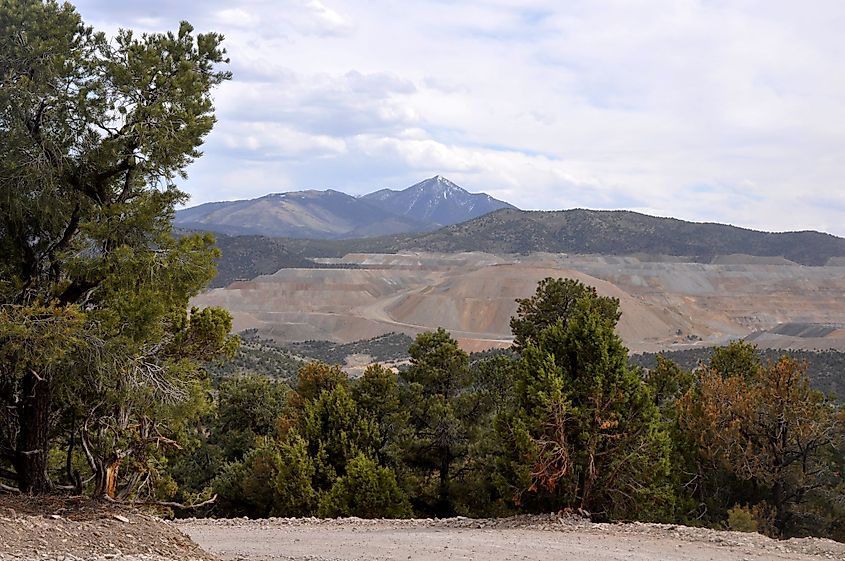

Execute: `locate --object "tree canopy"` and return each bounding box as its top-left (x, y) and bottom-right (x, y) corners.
top-left (497, 278), bottom-right (671, 519)
top-left (678, 351), bottom-right (844, 536)
top-left (509, 277), bottom-right (620, 352)
top-left (0, 0), bottom-right (234, 496)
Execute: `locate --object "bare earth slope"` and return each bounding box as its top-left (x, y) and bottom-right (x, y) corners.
top-left (192, 252), bottom-right (845, 353)
top-left (179, 516), bottom-right (845, 561)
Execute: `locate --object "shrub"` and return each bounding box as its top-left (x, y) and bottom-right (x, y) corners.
top-left (727, 505), bottom-right (758, 533)
top-left (318, 454), bottom-right (412, 518)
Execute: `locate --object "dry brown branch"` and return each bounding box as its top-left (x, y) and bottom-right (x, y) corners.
top-left (104, 493), bottom-right (218, 510)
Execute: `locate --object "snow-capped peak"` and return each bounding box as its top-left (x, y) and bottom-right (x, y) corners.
top-left (359, 176), bottom-right (516, 226)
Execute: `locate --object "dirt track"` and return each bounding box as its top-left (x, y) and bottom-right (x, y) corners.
top-left (178, 516), bottom-right (845, 561)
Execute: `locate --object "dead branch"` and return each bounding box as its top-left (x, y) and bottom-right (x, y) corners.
top-left (104, 493), bottom-right (218, 510)
top-left (0, 483), bottom-right (20, 494)
top-left (79, 417), bottom-right (98, 472)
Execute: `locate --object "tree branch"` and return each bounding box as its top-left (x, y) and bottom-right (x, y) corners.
top-left (0, 483), bottom-right (20, 494)
top-left (79, 419), bottom-right (98, 473)
top-left (104, 493), bottom-right (218, 510)
top-left (47, 203), bottom-right (81, 260)
top-left (24, 98), bottom-right (66, 173)
top-left (117, 164), bottom-right (136, 203)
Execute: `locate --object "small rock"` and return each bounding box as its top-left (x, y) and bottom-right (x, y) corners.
top-left (111, 514), bottom-right (129, 523)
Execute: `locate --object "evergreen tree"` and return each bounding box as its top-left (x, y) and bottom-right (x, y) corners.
top-left (677, 354), bottom-right (844, 536)
top-left (0, 0), bottom-right (232, 494)
top-left (318, 453), bottom-right (411, 518)
top-left (273, 432), bottom-right (318, 517)
top-left (400, 328), bottom-right (483, 516)
top-left (351, 364), bottom-right (409, 467)
top-left (301, 383), bottom-right (379, 489)
top-left (510, 277), bottom-right (620, 352)
top-left (168, 373), bottom-right (288, 504)
top-left (497, 281), bottom-right (672, 519)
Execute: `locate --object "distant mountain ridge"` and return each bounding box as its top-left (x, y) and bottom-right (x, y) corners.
top-left (175, 176), bottom-right (514, 239)
top-left (205, 208), bottom-right (845, 287)
top-left (390, 208), bottom-right (845, 266)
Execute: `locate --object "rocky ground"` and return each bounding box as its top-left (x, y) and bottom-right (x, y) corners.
top-left (3, 498), bottom-right (844, 561)
top-left (178, 514), bottom-right (845, 561)
top-left (0, 497), bottom-right (213, 561)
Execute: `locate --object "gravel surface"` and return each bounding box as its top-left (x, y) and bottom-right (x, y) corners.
top-left (4, 498), bottom-right (843, 561)
top-left (0, 499), bottom-right (214, 561)
top-left (177, 514), bottom-right (845, 561)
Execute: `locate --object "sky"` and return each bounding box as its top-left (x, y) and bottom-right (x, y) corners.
top-left (73, 0), bottom-right (845, 235)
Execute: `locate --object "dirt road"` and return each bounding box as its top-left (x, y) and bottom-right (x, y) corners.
top-left (178, 516), bottom-right (845, 561)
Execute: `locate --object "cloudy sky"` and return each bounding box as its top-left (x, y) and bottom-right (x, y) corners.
top-left (74, 0), bottom-right (845, 235)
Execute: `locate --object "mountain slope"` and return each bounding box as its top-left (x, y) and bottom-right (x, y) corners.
top-left (211, 234), bottom-right (316, 287)
top-left (361, 175), bottom-right (516, 225)
top-left (175, 176), bottom-right (512, 239)
top-left (390, 208), bottom-right (845, 265)
top-left (175, 189), bottom-right (429, 239)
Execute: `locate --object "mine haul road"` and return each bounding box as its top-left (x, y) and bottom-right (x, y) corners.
top-left (178, 516), bottom-right (845, 561)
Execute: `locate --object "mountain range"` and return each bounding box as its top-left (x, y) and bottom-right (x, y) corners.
top-left (175, 176), bottom-right (515, 239)
top-left (175, 175), bottom-right (845, 287)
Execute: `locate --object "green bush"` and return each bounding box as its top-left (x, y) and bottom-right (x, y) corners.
top-left (318, 454), bottom-right (412, 518)
top-left (214, 440), bottom-right (282, 518)
top-left (727, 505), bottom-right (758, 533)
top-left (273, 432), bottom-right (318, 517)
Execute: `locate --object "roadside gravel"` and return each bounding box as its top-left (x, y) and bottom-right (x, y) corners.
top-left (4, 497), bottom-right (843, 561)
top-left (0, 501), bottom-right (214, 561)
top-left (177, 514), bottom-right (845, 561)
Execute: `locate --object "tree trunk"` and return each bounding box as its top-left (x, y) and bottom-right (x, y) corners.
top-left (13, 371), bottom-right (52, 494)
top-left (772, 479), bottom-right (789, 536)
top-left (93, 458), bottom-right (121, 498)
top-left (437, 449), bottom-right (452, 517)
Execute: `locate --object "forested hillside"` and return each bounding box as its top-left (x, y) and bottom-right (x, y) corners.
top-left (632, 347), bottom-right (845, 401)
top-left (391, 208), bottom-right (845, 265)
top-left (167, 279), bottom-right (845, 542)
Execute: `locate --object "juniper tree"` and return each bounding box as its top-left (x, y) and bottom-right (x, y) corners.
top-left (400, 328), bottom-right (485, 516)
top-left (497, 279), bottom-right (672, 519)
top-left (0, 0), bottom-right (233, 494)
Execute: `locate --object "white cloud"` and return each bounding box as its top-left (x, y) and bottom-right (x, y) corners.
top-left (301, 0), bottom-right (353, 35)
top-left (74, 0), bottom-right (845, 235)
top-left (213, 8), bottom-right (260, 29)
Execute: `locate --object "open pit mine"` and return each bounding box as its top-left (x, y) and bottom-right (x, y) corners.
top-left (191, 252), bottom-right (845, 354)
